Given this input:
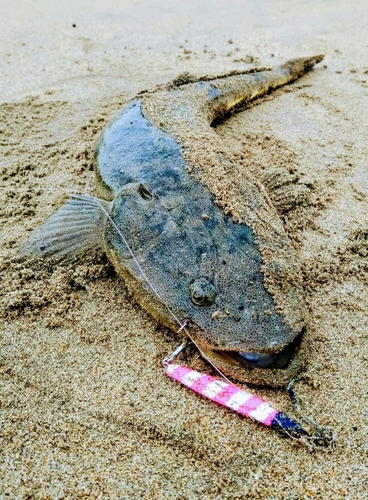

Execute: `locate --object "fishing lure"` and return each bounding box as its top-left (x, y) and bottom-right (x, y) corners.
top-left (163, 343), bottom-right (335, 449)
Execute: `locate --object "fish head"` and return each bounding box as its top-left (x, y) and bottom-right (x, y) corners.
top-left (106, 180), bottom-right (304, 386)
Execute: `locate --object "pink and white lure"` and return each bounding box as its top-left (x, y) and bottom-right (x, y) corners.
top-left (164, 362), bottom-right (309, 440)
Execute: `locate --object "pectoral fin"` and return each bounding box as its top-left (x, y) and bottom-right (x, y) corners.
top-left (21, 194), bottom-right (111, 258)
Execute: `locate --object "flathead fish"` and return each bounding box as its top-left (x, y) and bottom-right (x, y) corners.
top-left (22, 55), bottom-right (324, 386)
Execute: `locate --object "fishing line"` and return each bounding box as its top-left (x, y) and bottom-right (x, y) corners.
top-left (89, 195), bottom-right (237, 387)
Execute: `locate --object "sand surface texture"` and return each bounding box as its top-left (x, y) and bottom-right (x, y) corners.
top-left (1, 1), bottom-right (367, 498)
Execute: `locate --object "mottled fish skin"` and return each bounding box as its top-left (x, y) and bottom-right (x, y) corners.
top-left (22, 56), bottom-right (324, 386)
top-left (94, 56), bottom-right (324, 386)
top-left (97, 100), bottom-right (292, 353)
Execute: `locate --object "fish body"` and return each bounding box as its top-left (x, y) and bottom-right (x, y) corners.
top-left (22, 55), bottom-right (324, 386)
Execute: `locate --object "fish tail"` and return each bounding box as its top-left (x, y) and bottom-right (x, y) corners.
top-left (20, 194), bottom-right (111, 259)
top-left (201, 54), bottom-right (324, 123)
top-left (272, 54), bottom-right (325, 87)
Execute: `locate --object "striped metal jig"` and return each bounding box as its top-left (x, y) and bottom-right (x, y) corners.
top-left (163, 346), bottom-right (336, 450)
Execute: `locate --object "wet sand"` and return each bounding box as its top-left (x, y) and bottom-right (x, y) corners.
top-left (1, 1), bottom-right (368, 498)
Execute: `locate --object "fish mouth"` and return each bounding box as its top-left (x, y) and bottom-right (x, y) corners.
top-left (213, 332), bottom-right (303, 370)
top-left (196, 332), bottom-right (304, 386)
top-left (229, 342), bottom-right (295, 369)
top-left (186, 321), bottom-right (304, 385)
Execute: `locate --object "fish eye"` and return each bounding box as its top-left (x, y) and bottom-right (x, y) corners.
top-left (189, 277), bottom-right (217, 307)
top-left (138, 183), bottom-right (153, 200)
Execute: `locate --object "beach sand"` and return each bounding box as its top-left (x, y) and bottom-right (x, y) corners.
top-left (1, 1), bottom-right (367, 498)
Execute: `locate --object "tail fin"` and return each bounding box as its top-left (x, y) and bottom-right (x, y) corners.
top-left (20, 194), bottom-right (110, 259)
top-left (201, 55), bottom-right (325, 123)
